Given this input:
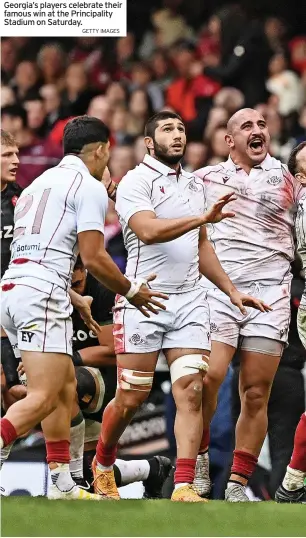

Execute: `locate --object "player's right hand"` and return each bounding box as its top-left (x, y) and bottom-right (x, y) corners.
top-left (128, 274), bottom-right (169, 318)
top-left (203, 192), bottom-right (237, 224)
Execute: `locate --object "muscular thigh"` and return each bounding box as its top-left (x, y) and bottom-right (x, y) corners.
top-left (239, 350), bottom-right (281, 395)
top-left (21, 350), bottom-right (72, 395)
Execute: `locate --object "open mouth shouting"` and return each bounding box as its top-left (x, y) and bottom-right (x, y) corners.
top-left (248, 136), bottom-right (266, 155)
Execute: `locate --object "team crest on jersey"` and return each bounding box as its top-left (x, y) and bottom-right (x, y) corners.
top-left (11, 195), bottom-right (18, 207)
top-left (267, 176), bottom-right (282, 186)
top-left (210, 322), bottom-right (219, 332)
top-left (188, 179), bottom-right (200, 192)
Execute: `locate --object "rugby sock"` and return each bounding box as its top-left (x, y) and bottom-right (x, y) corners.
top-left (114, 458), bottom-right (150, 486)
top-left (0, 442), bottom-right (14, 470)
top-left (199, 429), bottom-right (210, 454)
top-left (70, 411), bottom-right (85, 480)
top-left (174, 458), bottom-right (196, 487)
top-left (228, 449), bottom-right (258, 488)
top-left (289, 413), bottom-right (306, 473)
top-left (282, 466), bottom-right (306, 491)
top-left (50, 464), bottom-right (76, 492)
top-left (46, 440), bottom-right (70, 464)
top-left (0, 418), bottom-right (17, 448)
top-left (96, 438), bottom-right (117, 470)
top-left (46, 440), bottom-right (75, 492)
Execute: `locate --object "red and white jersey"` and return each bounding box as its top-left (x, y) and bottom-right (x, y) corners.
top-left (116, 154), bottom-right (206, 293)
top-left (296, 188), bottom-right (306, 306)
top-left (196, 154), bottom-right (302, 286)
top-left (2, 155), bottom-right (108, 290)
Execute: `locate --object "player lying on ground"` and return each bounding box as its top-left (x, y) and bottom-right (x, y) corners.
top-left (0, 116), bottom-right (168, 501)
top-left (91, 111), bottom-right (270, 503)
top-left (194, 109), bottom-right (304, 501)
top-left (275, 142), bottom-right (306, 505)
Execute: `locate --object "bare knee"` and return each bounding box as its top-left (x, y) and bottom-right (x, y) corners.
top-left (174, 376), bottom-right (203, 413)
top-left (115, 388), bottom-right (149, 414)
top-left (204, 369), bottom-right (226, 392)
top-left (241, 385), bottom-right (270, 415)
top-left (30, 390), bottom-right (59, 416)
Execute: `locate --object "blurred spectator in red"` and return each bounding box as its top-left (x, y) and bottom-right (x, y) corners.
top-left (184, 142), bottom-right (208, 172)
top-left (1, 86), bottom-right (16, 108)
top-left (1, 105), bottom-right (62, 189)
top-left (266, 51), bottom-right (304, 116)
top-left (294, 105), bottom-right (306, 145)
top-left (87, 95), bottom-right (113, 125)
top-left (1, 39), bottom-right (18, 84)
top-left (129, 62), bottom-right (164, 111)
top-left (289, 36), bottom-right (306, 75)
top-left (197, 14), bottom-right (221, 66)
top-left (109, 144), bottom-right (136, 182)
top-left (37, 43), bottom-right (67, 90)
top-left (203, 5), bottom-right (271, 107)
top-left (126, 89), bottom-right (154, 136)
top-left (13, 61), bottom-right (41, 102)
top-left (166, 43), bottom-right (220, 123)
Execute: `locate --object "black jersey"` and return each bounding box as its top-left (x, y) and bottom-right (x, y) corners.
top-left (72, 273), bottom-right (115, 351)
top-left (1, 183), bottom-right (22, 278)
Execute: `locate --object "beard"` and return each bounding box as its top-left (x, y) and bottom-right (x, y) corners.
top-left (153, 140), bottom-right (185, 165)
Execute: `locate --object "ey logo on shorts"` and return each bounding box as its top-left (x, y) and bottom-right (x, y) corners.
top-left (21, 331), bottom-right (34, 343)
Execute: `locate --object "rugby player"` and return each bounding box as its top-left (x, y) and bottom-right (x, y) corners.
top-left (0, 116), bottom-right (167, 501)
top-left (91, 111), bottom-right (270, 503)
top-left (275, 142), bottom-right (306, 504)
top-left (195, 108), bottom-right (304, 501)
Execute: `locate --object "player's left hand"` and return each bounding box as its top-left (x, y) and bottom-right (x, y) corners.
top-left (76, 295), bottom-right (102, 336)
top-left (229, 290), bottom-right (272, 316)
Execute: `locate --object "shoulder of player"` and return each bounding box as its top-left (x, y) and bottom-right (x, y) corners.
top-left (117, 164), bottom-right (156, 191)
top-left (194, 162), bottom-right (228, 180)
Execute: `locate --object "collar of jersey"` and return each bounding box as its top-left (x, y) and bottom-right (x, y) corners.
top-left (142, 154), bottom-right (193, 179)
top-left (225, 153), bottom-right (276, 172)
top-left (58, 155), bottom-right (90, 174)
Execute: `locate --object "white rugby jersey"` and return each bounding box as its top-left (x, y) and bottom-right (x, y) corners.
top-left (116, 154), bottom-right (206, 293)
top-left (2, 155), bottom-right (108, 290)
top-left (296, 189), bottom-right (306, 306)
top-left (196, 154), bottom-right (303, 286)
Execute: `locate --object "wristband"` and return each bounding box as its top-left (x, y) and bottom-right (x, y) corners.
top-left (72, 350), bottom-right (84, 366)
top-left (125, 278), bottom-right (147, 300)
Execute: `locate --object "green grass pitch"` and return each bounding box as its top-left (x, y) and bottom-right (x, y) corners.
top-left (2, 498), bottom-right (306, 537)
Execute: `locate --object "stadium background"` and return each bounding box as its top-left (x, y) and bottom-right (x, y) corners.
top-left (1, 0), bottom-right (306, 504)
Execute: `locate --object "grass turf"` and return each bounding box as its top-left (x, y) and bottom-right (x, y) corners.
top-left (2, 498), bottom-right (306, 537)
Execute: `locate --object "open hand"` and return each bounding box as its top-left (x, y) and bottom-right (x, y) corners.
top-left (203, 192), bottom-right (237, 224)
top-left (75, 295), bottom-right (102, 336)
top-left (128, 274), bottom-right (169, 318)
top-left (229, 290), bottom-right (272, 316)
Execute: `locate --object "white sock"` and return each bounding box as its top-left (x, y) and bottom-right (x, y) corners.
top-left (97, 462), bottom-right (113, 472)
top-left (50, 463), bottom-right (75, 492)
top-left (0, 442), bottom-right (14, 470)
top-left (227, 481), bottom-right (245, 489)
top-left (283, 466), bottom-right (306, 491)
top-left (114, 458), bottom-right (150, 486)
top-left (69, 415), bottom-right (85, 480)
top-left (174, 482), bottom-right (189, 490)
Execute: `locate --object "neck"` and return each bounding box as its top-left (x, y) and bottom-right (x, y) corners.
top-left (152, 153), bottom-right (181, 172)
top-left (230, 152), bottom-right (258, 174)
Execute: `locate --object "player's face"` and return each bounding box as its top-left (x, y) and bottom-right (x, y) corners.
top-left (71, 267), bottom-right (87, 295)
top-left (147, 118), bottom-right (187, 165)
top-left (226, 111), bottom-right (270, 165)
top-left (295, 146), bottom-right (306, 185)
top-left (1, 144), bottom-right (19, 184)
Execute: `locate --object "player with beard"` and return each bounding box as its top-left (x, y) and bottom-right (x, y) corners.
top-left (275, 141), bottom-right (306, 504)
top-left (91, 111), bottom-right (270, 502)
top-left (195, 109), bottom-right (304, 502)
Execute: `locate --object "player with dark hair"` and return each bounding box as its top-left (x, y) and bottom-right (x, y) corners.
top-left (275, 141), bottom-right (306, 504)
top-left (0, 115), bottom-right (167, 500)
top-left (92, 111), bottom-right (270, 502)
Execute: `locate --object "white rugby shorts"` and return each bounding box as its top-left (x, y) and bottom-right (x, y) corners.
top-left (205, 282), bottom-right (291, 348)
top-left (113, 286), bottom-right (211, 354)
top-left (1, 277), bottom-right (73, 356)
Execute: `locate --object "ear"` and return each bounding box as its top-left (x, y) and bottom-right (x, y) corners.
top-left (144, 136), bottom-right (154, 152)
top-left (225, 133), bottom-right (234, 149)
top-left (295, 173), bottom-right (306, 186)
top-left (96, 144), bottom-right (104, 159)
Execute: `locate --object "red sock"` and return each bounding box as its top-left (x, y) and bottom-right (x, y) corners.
top-left (46, 440), bottom-right (70, 464)
top-left (289, 413), bottom-right (306, 473)
top-left (174, 458), bottom-right (196, 484)
top-left (96, 437), bottom-right (117, 467)
top-left (230, 450), bottom-right (258, 481)
top-left (199, 428), bottom-right (210, 454)
top-left (0, 418), bottom-right (17, 447)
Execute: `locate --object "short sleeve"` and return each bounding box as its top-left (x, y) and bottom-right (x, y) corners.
top-left (75, 176), bottom-right (108, 234)
top-left (116, 173), bottom-right (155, 224)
